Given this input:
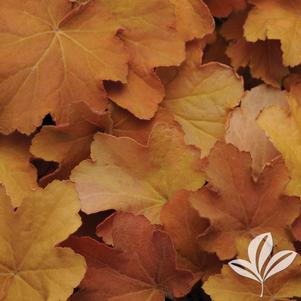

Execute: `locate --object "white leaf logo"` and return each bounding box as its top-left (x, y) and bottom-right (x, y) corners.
top-left (228, 233), bottom-right (297, 297)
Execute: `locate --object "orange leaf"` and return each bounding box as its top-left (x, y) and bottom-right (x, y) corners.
top-left (104, 0), bottom-right (187, 119)
top-left (0, 0), bottom-right (190, 132)
top-left (106, 68), bottom-right (165, 120)
top-left (0, 0), bottom-right (128, 134)
top-left (171, 0), bottom-right (214, 41)
top-left (31, 102), bottom-right (111, 186)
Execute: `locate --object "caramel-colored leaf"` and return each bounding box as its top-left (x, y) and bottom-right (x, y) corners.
top-left (31, 102), bottom-right (111, 186)
top-left (221, 11), bottom-right (288, 87)
top-left (205, 0), bottom-right (246, 17)
top-left (71, 122), bottom-right (205, 223)
top-left (171, 0), bottom-right (214, 41)
top-left (67, 212), bottom-right (193, 301)
top-left (226, 84), bottom-right (287, 177)
top-left (161, 191), bottom-right (221, 282)
top-left (109, 105), bottom-right (175, 145)
top-left (190, 142), bottom-right (300, 260)
top-left (202, 34), bottom-right (231, 65)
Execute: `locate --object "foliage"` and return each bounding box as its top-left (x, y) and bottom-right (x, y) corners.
top-left (1, 0), bottom-right (301, 300)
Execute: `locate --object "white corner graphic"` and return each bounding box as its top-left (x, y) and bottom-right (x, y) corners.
top-left (228, 233), bottom-right (297, 297)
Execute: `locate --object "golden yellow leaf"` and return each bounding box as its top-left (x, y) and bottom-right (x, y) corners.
top-left (244, 0), bottom-right (301, 67)
top-left (71, 122), bottom-right (205, 223)
top-left (0, 181), bottom-right (86, 301)
top-left (0, 133), bottom-right (38, 207)
top-left (163, 46), bottom-right (244, 156)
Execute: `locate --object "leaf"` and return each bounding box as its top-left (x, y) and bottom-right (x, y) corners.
top-left (0, 133), bottom-right (38, 207)
top-left (97, 191), bottom-right (221, 282)
top-left (225, 84), bottom-right (287, 178)
top-left (31, 102), bottom-right (111, 186)
top-left (0, 0), bottom-right (128, 134)
top-left (202, 34), bottom-right (231, 66)
top-left (96, 212), bottom-right (116, 246)
top-left (0, 180), bottom-right (86, 301)
top-left (109, 105), bottom-right (174, 145)
top-left (204, 0), bottom-right (246, 17)
top-left (71, 122), bottom-right (205, 223)
top-left (244, 0), bottom-right (301, 67)
top-left (257, 82), bottom-right (301, 196)
top-left (66, 212), bottom-right (193, 301)
top-left (103, 0), bottom-right (188, 119)
top-left (204, 237), bottom-right (301, 301)
top-left (221, 11), bottom-right (289, 88)
top-left (104, 0), bottom-right (210, 119)
top-left (189, 142), bottom-right (300, 260)
top-left (103, 0), bottom-right (185, 72)
top-left (170, 0), bottom-right (214, 41)
top-left (106, 69), bottom-right (165, 120)
top-left (163, 45), bottom-right (244, 156)
top-left (0, 0), bottom-right (190, 133)
top-left (160, 190), bottom-right (221, 282)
